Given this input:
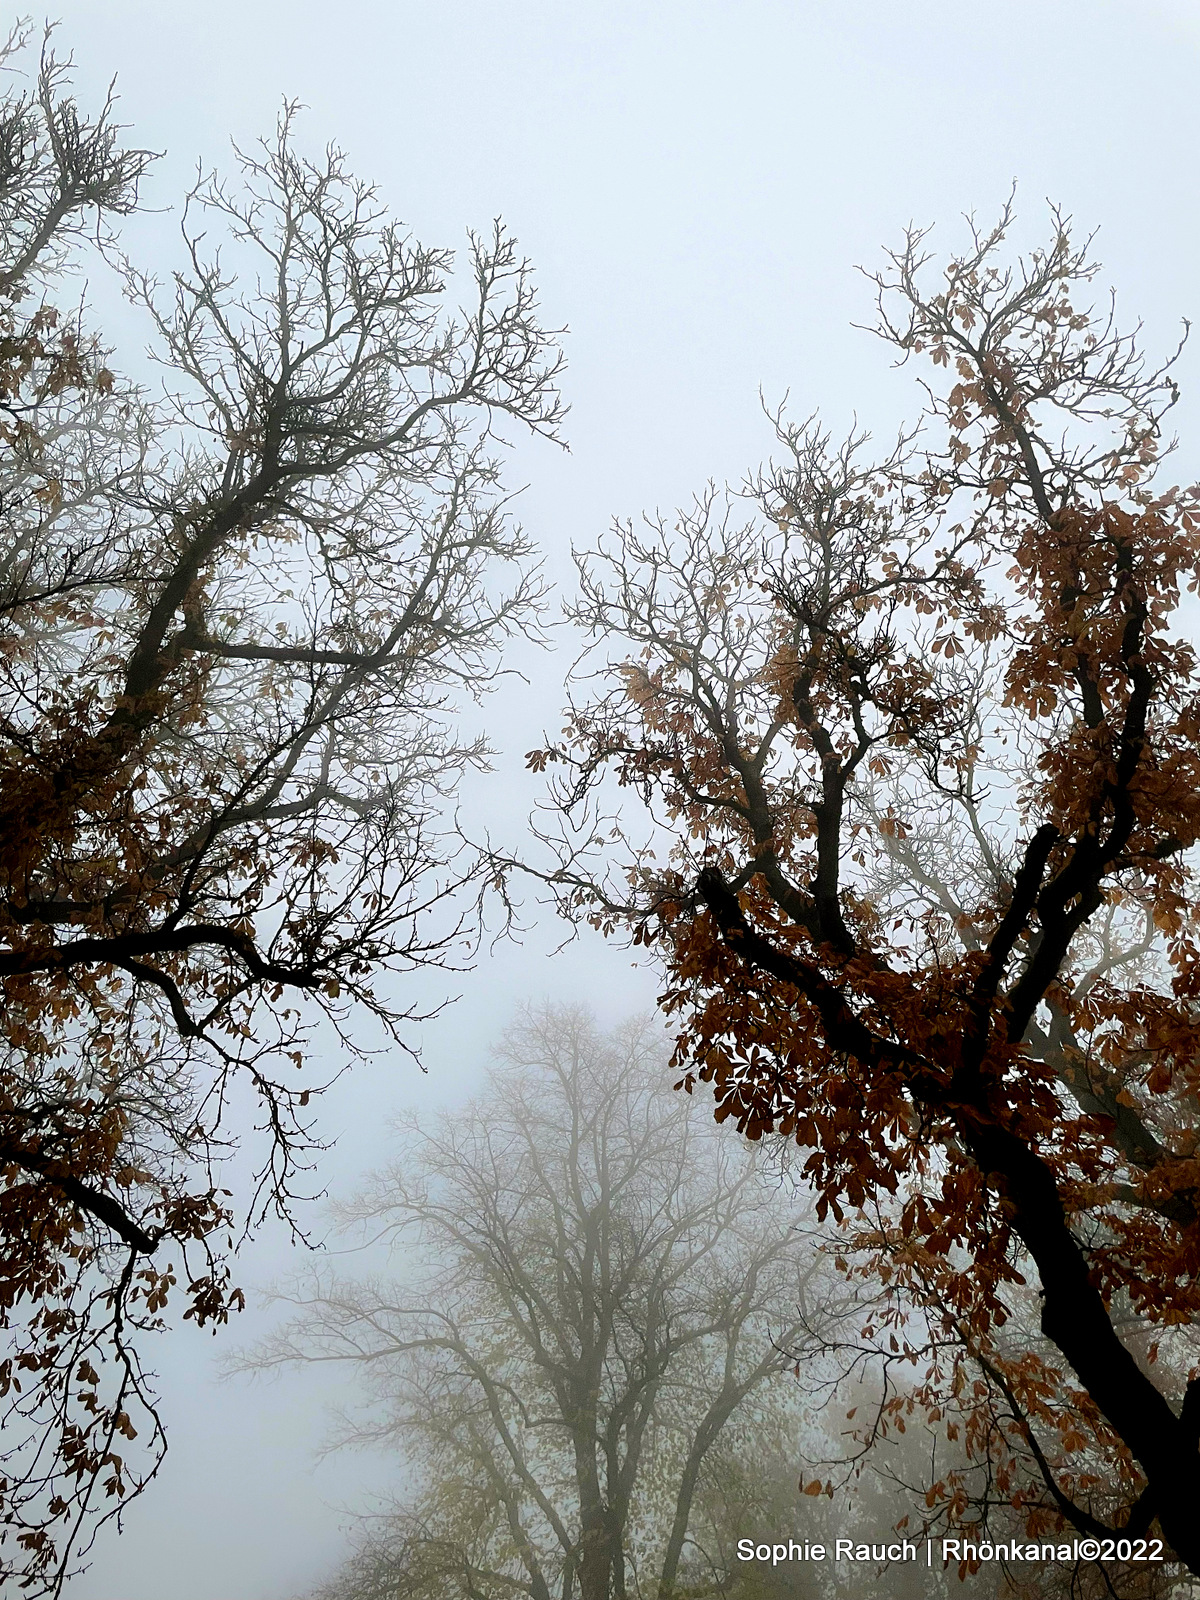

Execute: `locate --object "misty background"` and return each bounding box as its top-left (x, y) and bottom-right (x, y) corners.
top-left (24, 2), bottom-right (1200, 1595)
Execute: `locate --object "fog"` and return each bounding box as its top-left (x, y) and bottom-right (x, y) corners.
top-left (17, 1), bottom-right (1200, 1595)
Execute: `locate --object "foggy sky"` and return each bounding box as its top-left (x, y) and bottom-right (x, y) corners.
top-left (30, 3), bottom-right (1200, 1596)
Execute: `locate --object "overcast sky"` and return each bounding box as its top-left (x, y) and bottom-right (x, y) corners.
top-left (31, 3), bottom-right (1200, 1596)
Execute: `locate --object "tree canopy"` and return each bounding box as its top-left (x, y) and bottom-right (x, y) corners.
top-left (251, 1006), bottom-right (817, 1600)
top-left (7, 16), bottom-right (1200, 1594)
top-left (0, 26), bottom-right (561, 1592)
top-left (527, 199), bottom-right (1200, 1577)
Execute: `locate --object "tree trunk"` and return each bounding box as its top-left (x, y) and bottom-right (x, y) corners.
top-left (965, 1115), bottom-right (1200, 1572)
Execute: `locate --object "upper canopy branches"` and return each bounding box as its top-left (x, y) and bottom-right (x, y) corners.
top-left (868, 192), bottom-right (1186, 524)
top-left (0, 34), bottom-right (562, 1594)
top-left (525, 201), bottom-right (1200, 1571)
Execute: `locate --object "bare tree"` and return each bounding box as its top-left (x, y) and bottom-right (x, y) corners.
top-left (249, 1005), bottom-right (818, 1600)
top-left (0, 25), bottom-right (562, 1592)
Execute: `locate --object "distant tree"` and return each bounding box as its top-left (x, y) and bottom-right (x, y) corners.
top-left (250, 1006), bottom-right (818, 1600)
top-left (524, 201), bottom-right (1200, 1577)
top-left (0, 23), bottom-right (561, 1592)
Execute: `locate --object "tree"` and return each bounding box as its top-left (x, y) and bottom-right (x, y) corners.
top-left (524, 198), bottom-right (1200, 1576)
top-left (249, 1005), bottom-right (817, 1600)
top-left (0, 25), bottom-right (562, 1592)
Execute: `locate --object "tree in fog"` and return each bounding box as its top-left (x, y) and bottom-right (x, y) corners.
top-left (525, 198), bottom-right (1200, 1576)
top-left (0, 24), bottom-right (561, 1590)
top-left (251, 1006), bottom-right (819, 1600)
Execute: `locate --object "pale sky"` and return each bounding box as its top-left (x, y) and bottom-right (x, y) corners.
top-left (29, 3), bottom-right (1200, 1596)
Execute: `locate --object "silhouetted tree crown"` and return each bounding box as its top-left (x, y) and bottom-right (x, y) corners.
top-left (0, 24), bottom-right (561, 1592)
top-left (527, 197), bottom-right (1200, 1578)
top-left (250, 1006), bottom-right (818, 1600)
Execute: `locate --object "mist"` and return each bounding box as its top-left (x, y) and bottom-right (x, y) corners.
top-left (4, 3), bottom-right (1199, 1596)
